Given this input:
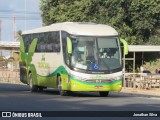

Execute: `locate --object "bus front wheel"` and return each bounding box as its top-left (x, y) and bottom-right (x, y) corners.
top-left (57, 76), bottom-right (67, 96)
top-left (29, 73), bottom-right (38, 92)
top-left (99, 91), bottom-right (109, 97)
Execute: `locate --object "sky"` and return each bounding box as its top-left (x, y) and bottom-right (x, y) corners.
top-left (0, 0), bottom-right (42, 42)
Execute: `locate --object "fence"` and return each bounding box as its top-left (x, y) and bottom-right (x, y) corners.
top-left (123, 50), bottom-right (160, 89)
top-left (125, 73), bottom-right (160, 89)
top-left (0, 69), bottom-right (21, 84)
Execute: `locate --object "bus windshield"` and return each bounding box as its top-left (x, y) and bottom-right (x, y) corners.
top-left (71, 36), bottom-right (121, 71)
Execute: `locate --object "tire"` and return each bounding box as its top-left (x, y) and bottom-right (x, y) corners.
top-left (38, 87), bottom-right (44, 92)
top-left (67, 91), bottom-right (73, 95)
top-left (99, 91), bottom-right (109, 97)
top-left (28, 73), bottom-right (38, 92)
top-left (57, 76), bottom-right (67, 96)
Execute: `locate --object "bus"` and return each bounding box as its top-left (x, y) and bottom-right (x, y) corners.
top-left (20, 22), bottom-right (128, 97)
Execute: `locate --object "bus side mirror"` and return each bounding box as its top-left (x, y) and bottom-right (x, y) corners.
top-left (120, 38), bottom-right (128, 55)
top-left (67, 37), bottom-right (72, 54)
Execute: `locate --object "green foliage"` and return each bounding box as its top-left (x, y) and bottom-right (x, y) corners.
top-left (16, 30), bottom-right (22, 41)
top-left (8, 57), bottom-right (14, 62)
top-left (20, 36), bottom-right (26, 62)
top-left (27, 38), bottom-right (38, 65)
top-left (0, 56), bottom-right (4, 61)
top-left (20, 37), bottom-right (38, 67)
top-left (147, 29), bottom-right (160, 45)
top-left (40, 0), bottom-right (106, 24)
top-left (40, 0), bottom-right (160, 45)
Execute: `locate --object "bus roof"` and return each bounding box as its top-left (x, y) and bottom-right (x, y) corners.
top-left (22, 22), bottom-right (118, 36)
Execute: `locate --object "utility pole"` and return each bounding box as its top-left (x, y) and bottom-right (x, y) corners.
top-left (25, 0), bottom-right (26, 30)
top-left (13, 16), bottom-right (16, 41)
top-left (0, 19), bottom-right (2, 56)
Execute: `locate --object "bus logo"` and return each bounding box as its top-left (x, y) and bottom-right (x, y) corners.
top-left (38, 54), bottom-right (50, 69)
top-left (41, 54), bottom-right (45, 61)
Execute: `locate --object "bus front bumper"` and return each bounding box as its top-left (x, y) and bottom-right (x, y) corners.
top-left (67, 78), bottom-right (122, 92)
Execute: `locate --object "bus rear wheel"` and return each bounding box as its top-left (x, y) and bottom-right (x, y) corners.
top-left (57, 76), bottom-right (67, 96)
top-left (38, 87), bottom-right (44, 92)
top-left (99, 91), bottom-right (109, 97)
top-left (29, 73), bottom-right (38, 92)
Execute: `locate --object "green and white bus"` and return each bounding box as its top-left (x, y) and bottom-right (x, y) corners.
top-left (20, 22), bottom-right (128, 97)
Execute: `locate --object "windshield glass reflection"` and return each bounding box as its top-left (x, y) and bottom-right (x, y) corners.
top-left (71, 36), bottom-right (121, 71)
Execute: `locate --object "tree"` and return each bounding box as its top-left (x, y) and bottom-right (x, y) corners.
top-left (16, 30), bottom-right (22, 41)
top-left (103, 0), bottom-right (160, 44)
top-left (40, 0), bottom-right (160, 45)
top-left (40, 0), bottom-right (106, 25)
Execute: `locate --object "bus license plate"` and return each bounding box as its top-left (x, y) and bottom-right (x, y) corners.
top-left (94, 86), bottom-right (103, 89)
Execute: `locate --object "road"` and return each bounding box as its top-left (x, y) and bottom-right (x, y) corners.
top-left (0, 83), bottom-right (160, 120)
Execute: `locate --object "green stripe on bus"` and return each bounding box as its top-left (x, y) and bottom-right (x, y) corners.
top-left (36, 66), bottom-right (68, 77)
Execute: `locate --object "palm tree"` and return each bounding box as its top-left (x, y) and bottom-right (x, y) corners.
top-left (15, 30), bottom-right (22, 41)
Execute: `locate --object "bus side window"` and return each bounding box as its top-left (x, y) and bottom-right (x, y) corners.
top-left (22, 35), bottom-right (27, 52)
top-left (46, 32), bottom-right (53, 52)
top-left (38, 33), bottom-right (45, 52)
top-left (34, 34), bottom-right (39, 52)
top-left (62, 31), bottom-right (70, 65)
top-left (30, 34), bottom-right (33, 41)
top-left (36, 33), bottom-right (41, 52)
top-left (56, 31), bottom-right (60, 52)
top-left (24, 34), bottom-right (31, 52)
top-left (53, 31), bottom-right (60, 52)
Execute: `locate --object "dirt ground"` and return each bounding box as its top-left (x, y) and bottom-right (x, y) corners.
top-left (121, 87), bottom-right (160, 97)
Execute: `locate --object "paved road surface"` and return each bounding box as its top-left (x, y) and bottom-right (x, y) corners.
top-left (0, 83), bottom-right (160, 120)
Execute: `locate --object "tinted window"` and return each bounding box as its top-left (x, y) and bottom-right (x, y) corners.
top-left (45, 32), bottom-right (53, 52)
top-left (35, 31), bottom-right (60, 53)
top-left (36, 33), bottom-right (45, 52)
top-left (52, 31), bottom-right (60, 52)
top-left (62, 31), bottom-right (70, 65)
top-left (23, 31), bottom-right (60, 53)
top-left (23, 34), bottom-right (32, 52)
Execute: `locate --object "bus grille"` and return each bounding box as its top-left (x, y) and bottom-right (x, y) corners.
top-left (83, 79), bottom-right (114, 83)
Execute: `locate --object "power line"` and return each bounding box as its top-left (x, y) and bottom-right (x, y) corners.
top-left (0, 14), bottom-right (41, 21)
top-left (0, 16), bottom-right (41, 20)
top-left (0, 10), bottom-right (41, 14)
top-left (0, 9), bottom-right (42, 21)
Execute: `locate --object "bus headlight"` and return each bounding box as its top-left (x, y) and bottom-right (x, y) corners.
top-left (70, 74), bottom-right (86, 81)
